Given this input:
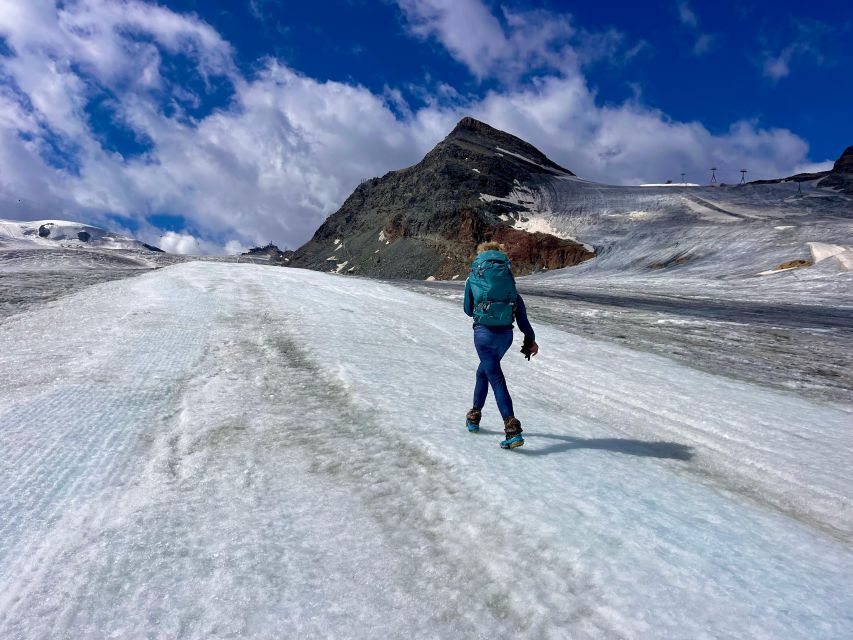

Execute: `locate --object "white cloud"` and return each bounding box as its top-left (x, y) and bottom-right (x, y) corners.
top-left (675, 1), bottom-right (715, 56)
top-left (465, 78), bottom-right (820, 186)
top-left (763, 51), bottom-right (793, 81)
top-left (396, 0), bottom-right (636, 81)
top-left (791, 160), bottom-right (833, 175)
top-left (761, 23), bottom-right (829, 83)
top-left (156, 231), bottom-right (247, 256)
top-left (0, 0), bottom-right (444, 251)
top-left (0, 0), bottom-right (831, 254)
top-left (117, 61), bottom-right (447, 247)
top-left (397, 0), bottom-right (509, 79)
top-left (224, 239), bottom-right (250, 255)
top-left (158, 231), bottom-right (201, 255)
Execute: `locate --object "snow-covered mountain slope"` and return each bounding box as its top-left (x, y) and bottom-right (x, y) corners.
top-left (509, 176), bottom-right (853, 307)
top-left (527, 178), bottom-right (852, 275)
top-left (1, 262), bottom-right (851, 638)
top-left (0, 218), bottom-right (159, 252)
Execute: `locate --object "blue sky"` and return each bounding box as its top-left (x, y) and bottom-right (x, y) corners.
top-left (0, 1), bottom-right (850, 253)
top-left (178, 0), bottom-right (852, 159)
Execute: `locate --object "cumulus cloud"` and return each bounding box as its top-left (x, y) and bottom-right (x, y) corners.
top-left (116, 61), bottom-right (443, 250)
top-left (158, 231), bottom-right (201, 255)
top-left (0, 0), bottom-right (444, 252)
top-left (464, 77), bottom-right (817, 186)
top-left (791, 160), bottom-right (834, 175)
top-left (0, 0), bottom-right (831, 254)
top-left (153, 231), bottom-right (249, 256)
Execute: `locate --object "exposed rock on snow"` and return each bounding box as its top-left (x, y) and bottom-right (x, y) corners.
top-left (758, 259), bottom-right (814, 275)
top-left (649, 252), bottom-right (693, 269)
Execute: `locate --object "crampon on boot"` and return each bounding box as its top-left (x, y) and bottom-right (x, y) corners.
top-left (466, 408), bottom-right (482, 433)
top-left (500, 416), bottom-right (524, 449)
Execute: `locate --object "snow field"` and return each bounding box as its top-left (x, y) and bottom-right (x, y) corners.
top-left (1, 262), bottom-right (852, 638)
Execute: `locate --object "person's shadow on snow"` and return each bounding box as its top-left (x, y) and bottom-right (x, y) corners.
top-left (478, 430), bottom-right (694, 460)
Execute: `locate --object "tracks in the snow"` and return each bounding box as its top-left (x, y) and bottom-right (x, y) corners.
top-left (0, 267), bottom-right (617, 638)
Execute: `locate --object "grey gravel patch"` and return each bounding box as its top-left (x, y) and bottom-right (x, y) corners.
top-left (394, 280), bottom-right (853, 406)
top-left (0, 269), bottom-right (145, 320)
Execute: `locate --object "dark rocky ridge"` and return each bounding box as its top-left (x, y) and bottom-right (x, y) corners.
top-left (750, 145), bottom-right (853, 194)
top-left (239, 243), bottom-right (293, 265)
top-left (818, 145), bottom-right (853, 194)
top-left (289, 117), bottom-right (594, 279)
top-left (749, 171), bottom-right (831, 185)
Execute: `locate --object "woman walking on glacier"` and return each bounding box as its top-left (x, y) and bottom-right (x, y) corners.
top-left (463, 242), bottom-right (538, 449)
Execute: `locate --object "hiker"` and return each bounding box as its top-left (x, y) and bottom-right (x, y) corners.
top-left (463, 242), bottom-right (538, 449)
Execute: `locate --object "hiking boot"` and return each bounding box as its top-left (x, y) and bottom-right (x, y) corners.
top-left (500, 434), bottom-right (524, 449)
top-left (466, 408), bottom-right (482, 433)
top-left (501, 416), bottom-right (524, 449)
top-left (503, 416), bottom-right (522, 437)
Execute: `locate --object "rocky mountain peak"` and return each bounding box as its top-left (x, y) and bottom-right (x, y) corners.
top-left (447, 116), bottom-right (523, 146)
top-left (831, 145), bottom-right (853, 173)
top-left (444, 116), bottom-right (574, 176)
top-left (288, 118), bottom-right (593, 280)
top-left (818, 144), bottom-right (853, 194)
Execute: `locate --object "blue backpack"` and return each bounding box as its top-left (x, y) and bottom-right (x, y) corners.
top-left (469, 250), bottom-right (518, 326)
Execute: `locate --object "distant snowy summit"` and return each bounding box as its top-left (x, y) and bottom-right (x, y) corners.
top-left (288, 117), bottom-right (595, 280)
top-left (0, 219), bottom-right (162, 252)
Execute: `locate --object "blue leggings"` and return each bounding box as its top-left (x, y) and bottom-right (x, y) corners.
top-left (472, 325), bottom-right (515, 420)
